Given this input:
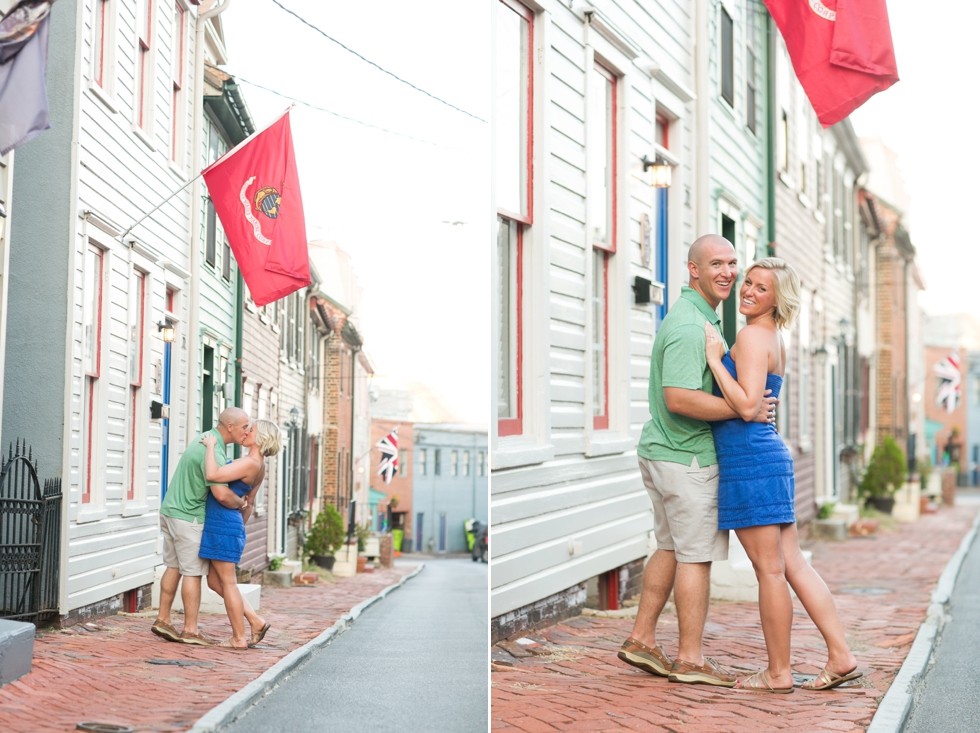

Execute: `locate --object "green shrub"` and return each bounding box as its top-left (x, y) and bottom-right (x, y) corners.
top-left (859, 435), bottom-right (907, 498)
top-left (355, 522), bottom-right (372, 553)
top-left (305, 504), bottom-right (345, 556)
top-left (817, 502), bottom-right (836, 520)
top-left (268, 556), bottom-right (283, 572)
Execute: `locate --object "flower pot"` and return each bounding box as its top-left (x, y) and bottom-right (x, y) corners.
top-left (356, 556), bottom-right (367, 573)
top-left (311, 554), bottom-right (335, 571)
top-left (866, 496), bottom-right (895, 514)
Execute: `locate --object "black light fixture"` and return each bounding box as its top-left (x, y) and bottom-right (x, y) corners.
top-left (288, 406), bottom-right (300, 428)
top-left (642, 154), bottom-right (672, 188)
top-left (157, 316), bottom-right (176, 343)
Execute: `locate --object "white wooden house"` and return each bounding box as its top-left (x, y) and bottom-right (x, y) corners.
top-left (490, 0), bottom-right (697, 638)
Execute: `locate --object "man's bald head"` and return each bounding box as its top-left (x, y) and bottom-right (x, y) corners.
top-left (218, 407), bottom-right (249, 428)
top-left (216, 407), bottom-right (251, 446)
top-left (688, 234), bottom-right (734, 268)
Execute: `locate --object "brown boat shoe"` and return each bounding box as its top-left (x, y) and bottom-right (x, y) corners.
top-left (178, 630), bottom-right (216, 646)
top-left (668, 657), bottom-right (737, 687)
top-left (617, 637), bottom-right (673, 677)
top-left (150, 619), bottom-right (181, 643)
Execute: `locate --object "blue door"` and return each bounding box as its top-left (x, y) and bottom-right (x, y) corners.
top-left (161, 340), bottom-right (172, 501)
top-left (438, 513), bottom-right (447, 552)
top-left (416, 513), bottom-right (424, 552)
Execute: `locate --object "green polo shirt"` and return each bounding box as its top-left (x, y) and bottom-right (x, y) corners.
top-left (160, 428), bottom-right (228, 523)
top-left (637, 286), bottom-right (728, 467)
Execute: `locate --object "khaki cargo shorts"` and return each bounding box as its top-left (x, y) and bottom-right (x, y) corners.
top-left (160, 514), bottom-right (210, 576)
top-left (638, 455), bottom-right (729, 563)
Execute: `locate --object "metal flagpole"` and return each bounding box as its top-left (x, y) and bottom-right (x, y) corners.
top-left (116, 172), bottom-right (202, 242)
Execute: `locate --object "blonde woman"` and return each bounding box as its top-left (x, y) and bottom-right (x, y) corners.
top-left (704, 258), bottom-right (860, 693)
top-left (200, 419), bottom-right (282, 650)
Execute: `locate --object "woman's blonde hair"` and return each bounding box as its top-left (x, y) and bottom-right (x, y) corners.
top-left (250, 419), bottom-right (282, 457)
top-left (745, 257), bottom-right (801, 330)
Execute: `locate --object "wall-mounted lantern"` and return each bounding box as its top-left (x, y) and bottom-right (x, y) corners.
top-left (157, 317), bottom-right (177, 343)
top-left (642, 154), bottom-right (672, 188)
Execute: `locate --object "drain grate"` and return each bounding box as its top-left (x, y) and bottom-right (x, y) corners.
top-left (145, 659), bottom-right (216, 667)
top-left (839, 587), bottom-right (893, 595)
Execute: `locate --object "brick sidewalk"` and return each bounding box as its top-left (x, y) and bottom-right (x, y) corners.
top-left (491, 505), bottom-right (979, 733)
top-left (0, 565), bottom-right (416, 733)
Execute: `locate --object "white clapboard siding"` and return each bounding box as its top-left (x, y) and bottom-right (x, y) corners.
top-left (492, 0), bottom-right (696, 619)
top-left (60, 0), bottom-right (205, 613)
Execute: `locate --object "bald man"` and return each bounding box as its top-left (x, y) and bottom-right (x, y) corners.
top-left (618, 235), bottom-right (776, 687)
top-left (152, 407), bottom-right (251, 646)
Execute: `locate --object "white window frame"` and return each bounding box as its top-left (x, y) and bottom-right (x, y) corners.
top-left (89, 0), bottom-right (118, 110)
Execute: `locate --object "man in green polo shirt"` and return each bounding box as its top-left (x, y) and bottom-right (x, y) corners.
top-left (151, 407), bottom-right (251, 646)
top-left (618, 235), bottom-right (777, 687)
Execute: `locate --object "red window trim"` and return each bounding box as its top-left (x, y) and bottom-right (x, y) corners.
top-left (593, 251), bottom-right (609, 430)
top-left (95, 0), bottom-right (109, 88)
top-left (497, 0), bottom-right (534, 439)
top-left (131, 271), bottom-right (145, 387)
top-left (138, 0), bottom-right (154, 130)
top-left (83, 247), bottom-right (104, 505)
top-left (498, 218), bottom-right (524, 438)
top-left (656, 112), bottom-right (670, 151)
top-left (592, 60), bottom-right (617, 254)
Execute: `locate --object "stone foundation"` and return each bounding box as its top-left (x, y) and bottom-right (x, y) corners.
top-left (491, 582), bottom-right (587, 645)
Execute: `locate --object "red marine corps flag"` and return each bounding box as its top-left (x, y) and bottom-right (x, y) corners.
top-left (202, 107), bottom-right (311, 306)
top-left (765, 0), bottom-right (899, 128)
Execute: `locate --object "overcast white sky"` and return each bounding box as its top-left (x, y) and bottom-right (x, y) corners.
top-left (849, 0), bottom-right (980, 319)
top-left (222, 0), bottom-right (489, 425)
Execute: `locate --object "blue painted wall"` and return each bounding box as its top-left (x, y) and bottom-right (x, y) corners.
top-left (412, 425), bottom-right (487, 554)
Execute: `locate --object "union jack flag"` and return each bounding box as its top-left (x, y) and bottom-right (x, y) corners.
top-left (934, 351), bottom-right (962, 414)
top-left (377, 428), bottom-right (399, 484)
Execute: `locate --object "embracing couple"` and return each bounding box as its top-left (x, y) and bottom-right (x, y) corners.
top-left (150, 407), bottom-right (282, 650)
top-left (618, 235), bottom-right (861, 693)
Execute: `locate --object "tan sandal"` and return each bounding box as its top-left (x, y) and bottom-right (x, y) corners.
top-left (801, 667), bottom-right (862, 690)
top-left (216, 637), bottom-right (249, 650)
top-left (734, 670), bottom-right (794, 694)
top-left (249, 621), bottom-right (271, 647)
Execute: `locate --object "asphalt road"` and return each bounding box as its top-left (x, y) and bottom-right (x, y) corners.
top-left (905, 513), bottom-right (980, 733)
top-left (224, 557), bottom-right (488, 733)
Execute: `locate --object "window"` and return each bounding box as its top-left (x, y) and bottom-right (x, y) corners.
top-left (589, 61), bottom-right (616, 431)
top-left (128, 270), bottom-right (146, 501)
top-left (399, 449), bottom-right (407, 477)
top-left (451, 450), bottom-right (458, 476)
top-left (477, 451), bottom-right (485, 476)
top-left (135, 0), bottom-right (154, 130)
top-left (720, 7), bottom-right (734, 106)
top-left (418, 448), bottom-right (427, 476)
top-left (205, 199), bottom-right (217, 267)
top-left (746, 48), bottom-right (757, 133)
top-left (779, 111), bottom-right (789, 173)
top-left (82, 245), bottom-right (105, 505)
top-left (655, 115), bottom-right (668, 149)
top-left (434, 449), bottom-right (442, 476)
top-left (171, 3), bottom-right (185, 161)
top-left (495, 0), bottom-right (533, 438)
top-left (222, 236), bottom-right (231, 280)
top-left (833, 167), bottom-right (843, 259)
top-left (462, 451), bottom-right (470, 476)
top-left (92, 0), bottom-right (113, 89)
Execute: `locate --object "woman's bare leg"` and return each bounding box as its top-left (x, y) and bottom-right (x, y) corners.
top-left (207, 563), bottom-right (223, 597)
top-left (212, 560), bottom-right (248, 647)
top-left (735, 524), bottom-right (794, 688)
top-left (780, 523), bottom-right (857, 675)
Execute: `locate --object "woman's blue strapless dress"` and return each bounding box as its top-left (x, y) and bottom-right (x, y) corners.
top-left (199, 475), bottom-right (251, 563)
top-left (711, 352), bottom-right (796, 530)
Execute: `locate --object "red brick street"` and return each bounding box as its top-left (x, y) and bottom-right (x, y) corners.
top-left (491, 505), bottom-right (978, 733)
top-left (0, 565), bottom-right (415, 733)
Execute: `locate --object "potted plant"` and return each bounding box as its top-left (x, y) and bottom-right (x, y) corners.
top-left (305, 504), bottom-right (345, 571)
top-left (859, 435), bottom-right (907, 514)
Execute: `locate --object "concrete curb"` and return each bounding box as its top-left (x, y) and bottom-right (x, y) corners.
top-left (866, 510), bottom-right (980, 733)
top-left (187, 564), bottom-right (426, 733)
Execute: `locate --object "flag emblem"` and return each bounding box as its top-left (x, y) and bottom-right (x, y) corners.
top-left (377, 428), bottom-right (399, 484)
top-left (934, 352), bottom-right (962, 414)
top-left (254, 186), bottom-right (281, 218)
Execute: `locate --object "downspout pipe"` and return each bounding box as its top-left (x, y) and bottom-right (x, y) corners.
top-left (185, 0), bottom-right (231, 448)
top-left (766, 11), bottom-right (777, 255)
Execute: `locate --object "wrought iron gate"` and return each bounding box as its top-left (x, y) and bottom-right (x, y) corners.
top-left (0, 441), bottom-right (62, 624)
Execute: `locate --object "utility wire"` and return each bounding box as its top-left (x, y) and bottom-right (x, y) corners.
top-left (269, 0), bottom-right (487, 124)
top-left (231, 74), bottom-right (467, 152)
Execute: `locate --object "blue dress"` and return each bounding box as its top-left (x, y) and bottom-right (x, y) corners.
top-left (711, 352), bottom-right (796, 530)
top-left (199, 473), bottom-right (252, 563)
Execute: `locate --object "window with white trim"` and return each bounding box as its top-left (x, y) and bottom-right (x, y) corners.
top-left (82, 244), bottom-right (105, 506)
top-left (170, 2), bottom-right (185, 162)
top-left (92, 0), bottom-right (115, 92)
top-left (462, 451), bottom-right (470, 476)
top-left (135, 0), bottom-right (155, 131)
top-left (589, 60), bottom-right (617, 431)
top-left (720, 7), bottom-right (734, 106)
top-left (495, 0), bottom-right (533, 438)
top-left (128, 269), bottom-right (147, 502)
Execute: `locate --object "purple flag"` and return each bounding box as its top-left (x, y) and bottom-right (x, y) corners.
top-left (0, 0), bottom-right (53, 155)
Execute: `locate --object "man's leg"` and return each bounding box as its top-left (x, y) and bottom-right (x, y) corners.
top-left (157, 566), bottom-right (180, 625)
top-left (673, 561), bottom-right (711, 665)
top-left (180, 575), bottom-right (203, 636)
top-left (628, 549), bottom-right (676, 648)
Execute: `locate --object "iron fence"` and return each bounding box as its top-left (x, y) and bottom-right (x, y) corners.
top-left (0, 441), bottom-right (61, 624)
